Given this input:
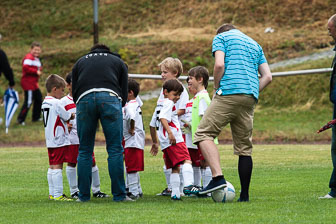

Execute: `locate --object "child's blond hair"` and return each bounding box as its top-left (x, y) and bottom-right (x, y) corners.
top-left (158, 57), bottom-right (183, 78)
top-left (45, 74), bottom-right (66, 93)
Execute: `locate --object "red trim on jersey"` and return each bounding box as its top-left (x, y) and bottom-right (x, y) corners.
top-left (64, 103), bottom-right (76, 111)
top-left (186, 102), bottom-right (193, 108)
top-left (172, 105), bottom-right (176, 111)
top-left (53, 116), bottom-right (66, 136)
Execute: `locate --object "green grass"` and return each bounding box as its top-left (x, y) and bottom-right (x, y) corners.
top-left (0, 145), bottom-right (335, 223)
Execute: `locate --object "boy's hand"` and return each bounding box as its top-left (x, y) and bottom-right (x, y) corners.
top-left (128, 128), bottom-right (135, 136)
top-left (168, 132), bottom-right (176, 145)
top-left (67, 122), bottom-right (73, 132)
top-left (150, 143), bottom-right (159, 156)
top-left (181, 119), bottom-right (191, 134)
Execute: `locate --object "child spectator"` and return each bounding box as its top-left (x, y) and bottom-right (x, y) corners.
top-left (150, 79), bottom-right (199, 200)
top-left (122, 78), bottom-right (145, 200)
top-left (41, 74), bottom-right (74, 201)
top-left (150, 57), bottom-right (189, 196)
top-left (61, 72), bottom-right (108, 199)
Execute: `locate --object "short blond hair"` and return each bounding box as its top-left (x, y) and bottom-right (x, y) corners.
top-left (45, 74), bottom-right (66, 93)
top-left (158, 57), bottom-right (183, 78)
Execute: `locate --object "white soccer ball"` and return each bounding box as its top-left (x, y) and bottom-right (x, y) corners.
top-left (211, 181), bottom-right (235, 203)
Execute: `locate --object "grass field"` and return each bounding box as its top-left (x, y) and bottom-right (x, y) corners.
top-left (0, 144), bottom-right (335, 224)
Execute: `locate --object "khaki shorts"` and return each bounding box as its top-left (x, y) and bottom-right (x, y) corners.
top-left (194, 94), bottom-right (256, 156)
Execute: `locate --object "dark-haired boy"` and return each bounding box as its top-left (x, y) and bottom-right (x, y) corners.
top-left (150, 79), bottom-right (198, 200)
top-left (123, 78), bottom-right (145, 200)
top-left (42, 74), bottom-right (75, 201)
top-left (187, 66), bottom-right (216, 192)
top-left (61, 72), bottom-right (108, 199)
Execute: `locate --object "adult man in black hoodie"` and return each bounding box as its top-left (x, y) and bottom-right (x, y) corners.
top-left (0, 44), bottom-right (15, 88)
top-left (72, 44), bottom-right (129, 202)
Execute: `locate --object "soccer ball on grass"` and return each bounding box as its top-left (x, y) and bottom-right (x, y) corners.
top-left (211, 181), bottom-right (235, 203)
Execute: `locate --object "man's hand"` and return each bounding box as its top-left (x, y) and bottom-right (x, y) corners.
top-left (150, 143), bottom-right (159, 156)
top-left (70, 113), bottom-right (75, 120)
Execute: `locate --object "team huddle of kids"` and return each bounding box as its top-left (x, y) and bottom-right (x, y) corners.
top-left (42, 57), bottom-right (214, 201)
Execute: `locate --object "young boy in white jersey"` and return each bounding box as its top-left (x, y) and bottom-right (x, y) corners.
top-left (182, 77), bottom-right (203, 189)
top-left (60, 72), bottom-right (108, 199)
top-left (122, 78), bottom-right (145, 200)
top-left (41, 74), bottom-right (75, 201)
top-left (150, 57), bottom-right (189, 196)
top-left (186, 66), bottom-right (214, 191)
top-left (150, 79), bottom-right (199, 200)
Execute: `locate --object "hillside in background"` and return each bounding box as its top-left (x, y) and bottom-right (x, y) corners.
top-left (0, 0), bottom-right (336, 143)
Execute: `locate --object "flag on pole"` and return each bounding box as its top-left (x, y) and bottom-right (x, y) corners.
top-left (3, 88), bottom-right (19, 134)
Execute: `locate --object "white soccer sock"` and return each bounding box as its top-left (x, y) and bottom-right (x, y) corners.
top-left (66, 166), bottom-right (78, 195)
top-left (91, 165), bottom-right (100, 194)
top-left (163, 165), bottom-right (172, 190)
top-left (52, 169), bottom-right (63, 198)
top-left (137, 172), bottom-right (143, 195)
top-left (179, 166), bottom-right (184, 193)
top-left (125, 166), bottom-right (129, 189)
top-left (193, 166), bottom-right (201, 187)
top-left (47, 168), bottom-right (54, 197)
top-left (170, 173), bottom-right (180, 198)
top-left (202, 166), bottom-right (212, 188)
top-left (182, 163), bottom-right (194, 187)
top-left (127, 172), bottom-right (139, 196)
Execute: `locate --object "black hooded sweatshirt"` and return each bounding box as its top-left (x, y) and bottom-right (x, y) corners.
top-left (72, 48), bottom-right (128, 106)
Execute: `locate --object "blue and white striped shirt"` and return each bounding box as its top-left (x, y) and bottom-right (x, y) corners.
top-left (212, 29), bottom-right (267, 100)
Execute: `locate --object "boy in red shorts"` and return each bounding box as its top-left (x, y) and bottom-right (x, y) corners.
top-left (41, 74), bottom-right (75, 201)
top-left (123, 78), bottom-right (145, 200)
top-left (61, 72), bottom-right (108, 199)
top-left (150, 79), bottom-right (199, 200)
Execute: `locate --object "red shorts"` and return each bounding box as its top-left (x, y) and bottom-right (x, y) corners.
top-left (188, 148), bottom-right (201, 167)
top-left (65, 144), bottom-right (96, 164)
top-left (124, 147), bottom-right (144, 173)
top-left (163, 142), bottom-right (191, 169)
top-left (197, 145), bottom-right (205, 161)
top-left (48, 146), bottom-right (68, 165)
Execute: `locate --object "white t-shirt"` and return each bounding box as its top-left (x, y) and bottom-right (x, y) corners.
top-left (150, 98), bottom-right (184, 150)
top-left (184, 98), bottom-right (197, 149)
top-left (158, 86), bottom-right (189, 126)
top-left (60, 95), bottom-right (79, 145)
top-left (122, 99), bottom-right (145, 150)
top-left (42, 96), bottom-right (71, 148)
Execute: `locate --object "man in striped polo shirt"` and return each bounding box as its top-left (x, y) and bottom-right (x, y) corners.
top-left (194, 24), bottom-right (272, 202)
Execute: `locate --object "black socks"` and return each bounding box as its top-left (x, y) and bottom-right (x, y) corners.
top-left (238, 156), bottom-right (253, 200)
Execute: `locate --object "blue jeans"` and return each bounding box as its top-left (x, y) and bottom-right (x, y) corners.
top-left (77, 92), bottom-right (126, 201)
top-left (329, 104), bottom-right (336, 196)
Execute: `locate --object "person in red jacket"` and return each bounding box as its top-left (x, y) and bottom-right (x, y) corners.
top-left (17, 42), bottom-right (43, 125)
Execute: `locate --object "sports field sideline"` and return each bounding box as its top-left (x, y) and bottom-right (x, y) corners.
top-left (0, 144), bottom-right (335, 224)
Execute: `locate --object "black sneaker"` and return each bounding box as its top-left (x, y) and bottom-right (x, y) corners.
top-left (156, 187), bottom-right (172, 196)
top-left (237, 197), bottom-right (249, 202)
top-left (198, 177), bottom-right (227, 195)
top-left (93, 191), bottom-right (109, 198)
top-left (127, 192), bottom-right (139, 200)
top-left (183, 185), bottom-right (201, 196)
top-left (71, 191), bottom-right (79, 199)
